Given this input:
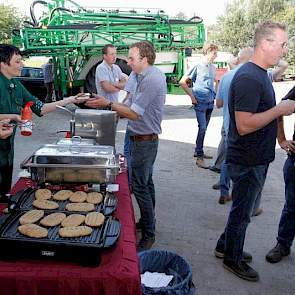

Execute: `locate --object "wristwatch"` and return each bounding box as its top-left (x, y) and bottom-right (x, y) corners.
top-left (107, 101), bottom-right (113, 111)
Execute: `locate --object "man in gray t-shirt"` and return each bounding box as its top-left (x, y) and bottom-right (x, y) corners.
top-left (95, 44), bottom-right (127, 102)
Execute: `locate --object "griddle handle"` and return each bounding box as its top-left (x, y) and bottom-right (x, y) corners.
top-left (103, 218), bottom-right (121, 248)
top-left (0, 213), bottom-right (11, 227)
top-left (8, 188), bottom-right (34, 212)
top-left (8, 193), bottom-right (20, 212)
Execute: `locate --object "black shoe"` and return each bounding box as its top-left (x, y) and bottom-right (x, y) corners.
top-left (214, 247), bottom-right (252, 263)
top-left (223, 260), bottom-right (259, 282)
top-left (209, 166), bottom-right (221, 173)
top-left (137, 236), bottom-right (155, 252)
top-left (212, 182), bottom-right (220, 190)
top-left (218, 195), bottom-right (231, 205)
top-left (136, 220), bottom-right (142, 230)
top-left (266, 243), bottom-right (290, 263)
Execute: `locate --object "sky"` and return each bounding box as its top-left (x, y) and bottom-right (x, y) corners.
top-left (1, 0), bottom-right (229, 25)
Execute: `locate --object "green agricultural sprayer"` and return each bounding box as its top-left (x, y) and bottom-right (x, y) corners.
top-left (13, 0), bottom-right (206, 96)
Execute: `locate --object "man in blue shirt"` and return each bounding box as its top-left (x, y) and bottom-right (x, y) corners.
top-left (86, 41), bottom-right (166, 251)
top-left (179, 43), bottom-right (218, 169)
top-left (266, 86), bottom-right (295, 264)
top-left (214, 21), bottom-right (295, 282)
top-left (216, 48), bottom-right (253, 205)
top-left (122, 71), bottom-right (137, 186)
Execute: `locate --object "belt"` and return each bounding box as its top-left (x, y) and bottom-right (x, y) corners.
top-left (130, 134), bottom-right (158, 142)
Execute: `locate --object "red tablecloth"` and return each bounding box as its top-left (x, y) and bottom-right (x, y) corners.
top-left (0, 172), bottom-right (141, 295)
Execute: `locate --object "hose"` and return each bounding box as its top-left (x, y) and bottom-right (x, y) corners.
top-left (30, 0), bottom-right (47, 27)
top-left (49, 7), bottom-right (75, 23)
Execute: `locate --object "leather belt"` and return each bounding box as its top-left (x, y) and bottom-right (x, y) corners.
top-left (130, 134), bottom-right (158, 142)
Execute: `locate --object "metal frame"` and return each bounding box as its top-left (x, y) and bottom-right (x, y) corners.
top-left (13, 0), bottom-right (206, 95)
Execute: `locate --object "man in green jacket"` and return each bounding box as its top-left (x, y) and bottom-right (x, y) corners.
top-left (0, 44), bottom-right (87, 198)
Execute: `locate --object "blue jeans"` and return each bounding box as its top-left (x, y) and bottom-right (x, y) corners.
top-left (252, 192), bottom-right (262, 215)
top-left (194, 102), bottom-right (213, 157)
top-left (216, 163), bottom-right (269, 263)
top-left (123, 128), bottom-right (132, 184)
top-left (277, 156), bottom-right (295, 248)
top-left (220, 136), bottom-right (230, 196)
top-left (220, 161), bottom-right (230, 196)
top-left (129, 138), bottom-right (158, 238)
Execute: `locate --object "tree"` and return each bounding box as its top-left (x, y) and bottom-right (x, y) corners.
top-left (0, 4), bottom-right (26, 44)
top-left (278, 3), bottom-right (295, 66)
top-left (207, 0), bottom-right (295, 66)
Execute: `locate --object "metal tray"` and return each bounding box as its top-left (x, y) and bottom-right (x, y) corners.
top-left (21, 145), bottom-right (120, 184)
top-left (33, 144), bottom-right (116, 165)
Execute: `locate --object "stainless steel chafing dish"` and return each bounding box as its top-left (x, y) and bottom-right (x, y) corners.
top-left (21, 144), bottom-right (119, 184)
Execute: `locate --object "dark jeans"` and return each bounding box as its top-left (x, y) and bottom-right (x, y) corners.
top-left (129, 138), bottom-right (158, 238)
top-left (194, 102), bottom-right (213, 157)
top-left (217, 162), bottom-right (269, 263)
top-left (123, 128), bottom-right (132, 184)
top-left (277, 156), bottom-right (295, 248)
top-left (45, 82), bottom-right (54, 103)
top-left (0, 165), bottom-right (13, 197)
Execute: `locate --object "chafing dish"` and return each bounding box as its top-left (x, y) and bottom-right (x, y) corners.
top-left (21, 144), bottom-right (119, 184)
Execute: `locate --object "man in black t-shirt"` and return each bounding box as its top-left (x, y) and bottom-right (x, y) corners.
top-left (214, 21), bottom-right (295, 282)
top-left (266, 85), bottom-right (295, 263)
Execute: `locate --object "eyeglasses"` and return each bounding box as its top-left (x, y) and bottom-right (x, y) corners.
top-left (266, 39), bottom-right (289, 49)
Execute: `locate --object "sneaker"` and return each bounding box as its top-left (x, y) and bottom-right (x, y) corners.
top-left (203, 153), bottom-right (213, 159)
top-left (214, 247), bottom-right (252, 263)
top-left (266, 243), bottom-right (290, 263)
top-left (193, 153), bottom-right (213, 159)
top-left (209, 166), bottom-right (221, 173)
top-left (223, 260), bottom-right (259, 282)
top-left (137, 236), bottom-right (155, 252)
top-left (252, 208), bottom-right (263, 217)
top-left (218, 195), bottom-right (231, 205)
top-left (196, 157), bottom-right (209, 169)
top-left (212, 182), bottom-right (220, 190)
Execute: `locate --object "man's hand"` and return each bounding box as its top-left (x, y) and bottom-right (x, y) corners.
top-left (191, 96), bottom-right (198, 105)
top-left (11, 114), bottom-right (22, 122)
top-left (279, 139), bottom-right (295, 154)
top-left (0, 120), bottom-right (14, 139)
top-left (72, 93), bottom-right (92, 104)
top-left (277, 99), bottom-right (295, 116)
top-left (85, 95), bottom-right (110, 108)
top-left (0, 114), bottom-right (22, 122)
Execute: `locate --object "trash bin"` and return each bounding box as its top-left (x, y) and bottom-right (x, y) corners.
top-left (139, 250), bottom-right (196, 295)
